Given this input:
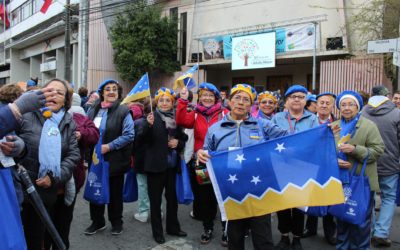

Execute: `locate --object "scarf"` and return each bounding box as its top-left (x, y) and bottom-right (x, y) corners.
top-left (338, 113), bottom-right (360, 183)
top-left (101, 101), bottom-right (114, 109)
top-left (38, 109), bottom-right (65, 178)
top-left (256, 110), bottom-right (273, 120)
top-left (156, 108), bottom-right (176, 129)
top-left (195, 102), bottom-right (222, 117)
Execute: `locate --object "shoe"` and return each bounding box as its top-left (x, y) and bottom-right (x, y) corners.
top-left (200, 229), bottom-right (213, 244)
top-left (154, 235), bottom-right (165, 244)
top-left (221, 232), bottom-right (228, 247)
top-left (275, 235), bottom-right (290, 250)
top-left (373, 237), bottom-right (392, 247)
top-left (244, 228), bottom-right (250, 238)
top-left (292, 237), bottom-right (303, 250)
top-left (167, 230), bottom-right (187, 237)
top-left (111, 224), bottom-right (123, 235)
top-left (84, 223), bottom-right (106, 235)
top-left (325, 235), bottom-right (337, 246)
top-left (134, 212), bottom-right (148, 223)
top-left (189, 210), bottom-right (200, 220)
top-left (302, 229), bottom-right (316, 238)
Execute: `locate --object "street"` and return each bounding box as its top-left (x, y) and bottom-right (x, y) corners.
top-left (69, 192), bottom-right (400, 250)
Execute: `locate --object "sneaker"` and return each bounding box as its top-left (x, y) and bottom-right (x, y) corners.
top-left (373, 237), bottom-right (392, 247)
top-left (200, 229), bottom-right (213, 244)
top-left (221, 232), bottom-right (228, 247)
top-left (84, 223), bottom-right (106, 235)
top-left (275, 235), bottom-right (290, 250)
top-left (292, 237), bottom-right (303, 250)
top-left (111, 224), bottom-right (123, 235)
top-left (134, 212), bottom-right (148, 223)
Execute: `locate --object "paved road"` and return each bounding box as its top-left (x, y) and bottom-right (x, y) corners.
top-left (69, 192), bottom-right (400, 250)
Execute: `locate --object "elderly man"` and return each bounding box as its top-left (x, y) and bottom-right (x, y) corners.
top-left (302, 92), bottom-right (337, 245)
top-left (392, 90), bottom-right (400, 109)
top-left (271, 85), bottom-right (319, 250)
top-left (362, 85), bottom-right (400, 248)
top-left (197, 84), bottom-right (289, 250)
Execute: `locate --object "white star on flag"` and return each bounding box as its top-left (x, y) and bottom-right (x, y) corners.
top-left (256, 157), bottom-right (260, 162)
top-left (275, 143), bottom-right (286, 153)
top-left (251, 176), bottom-right (261, 185)
top-left (235, 154), bottom-right (246, 164)
top-left (227, 174), bottom-right (238, 184)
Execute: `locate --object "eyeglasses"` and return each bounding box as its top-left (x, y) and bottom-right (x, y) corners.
top-left (158, 98), bottom-right (172, 103)
top-left (200, 93), bottom-right (215, 98)
top-left (231, 95), bottom-right (251, 104)
top-left (340, 103), bottom-right (357, 108)
top-left (104, 87), bottom-right (118, 92)
top-left (289, 95), bottom-right (306, 100)
top-left (260, 100), bottom-right (275, 105)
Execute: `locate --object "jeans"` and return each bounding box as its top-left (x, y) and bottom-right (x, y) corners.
top-left (373, 174), bottom-right (399, 238)
top-left (136, 173), bottom-right (150, 214)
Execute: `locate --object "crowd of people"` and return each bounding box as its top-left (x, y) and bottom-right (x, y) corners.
top-left (0, 78), bottom-right (399, 250)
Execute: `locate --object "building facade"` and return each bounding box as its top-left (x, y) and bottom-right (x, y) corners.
top-left (0, 0), bottom-right (81, 88)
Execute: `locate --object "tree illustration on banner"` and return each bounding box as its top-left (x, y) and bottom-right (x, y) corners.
top-left (234, 39), bottom-right (259, 67)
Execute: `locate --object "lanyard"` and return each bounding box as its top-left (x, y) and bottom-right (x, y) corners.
top-left (287, 112), bottom-right (295, 133)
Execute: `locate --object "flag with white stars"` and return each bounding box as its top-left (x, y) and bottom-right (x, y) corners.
top-left (121, 73), bottom-right (151, 104)
top-left (173, 64), bottom-right (198, 90)
top-left (206, 125), bottom-right (345, 221)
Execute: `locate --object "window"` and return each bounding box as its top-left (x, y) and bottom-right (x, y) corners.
top-left (21, 2), bottom-right (32, 21)
top-left (179, 12), bottom-right (187, 65)
top-left (169, 7), bottom-right (178, 22)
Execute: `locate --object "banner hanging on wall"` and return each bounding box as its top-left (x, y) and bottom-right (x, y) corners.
top-left (231, 32), bottom-right (276, 70)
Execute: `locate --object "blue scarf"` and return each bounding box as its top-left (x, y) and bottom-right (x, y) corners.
top-left (338, 113), bottom-right (360, 183)
top-left (38, 109), bottom-right (65, 178)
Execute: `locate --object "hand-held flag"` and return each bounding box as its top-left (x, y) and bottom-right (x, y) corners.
top-left (206, 125), bottom-right (345, 221)
top-left (173, 64), bottom-right (198, 90)
top-left (121, 73), bottom-right (151, 104)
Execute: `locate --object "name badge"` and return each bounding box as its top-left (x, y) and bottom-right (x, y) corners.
top-left (250, 131), bottom-right (260, 139)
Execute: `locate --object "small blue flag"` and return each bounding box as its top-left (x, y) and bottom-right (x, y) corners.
top-left (173, 64), bottom-right (198, 90)
top-left (206, 125), bottom-right (344, 221)
top-left (122, 73), bottom-right (150, 104)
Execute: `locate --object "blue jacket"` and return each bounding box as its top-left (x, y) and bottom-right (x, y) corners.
top-left (271, 110), bottom-right (319, 133)
top-left (204, 114), bottom-right (289, 152)
top-left (0, 104), bottom-right (18, 138)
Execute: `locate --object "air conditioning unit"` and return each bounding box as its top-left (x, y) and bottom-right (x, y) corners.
top-left (326, 37), bottom-right (344, 50)
top-left (190, 53), bottom-right (202, 63)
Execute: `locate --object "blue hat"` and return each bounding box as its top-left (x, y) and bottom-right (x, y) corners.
top-left (98, 79), bottom-right (119, 92)
top-left (316, 92), bottom-right (337, 100)
top-left (198, 82), bottom-right (220, 99)
top-left (27, 79), bottom-right (37, 87)
top-left (306, 94), bottom-right (317, 103)
top-left (285, 85), bottom-right (308, 97)
top-left (336, 90), bottom-right (363, 111)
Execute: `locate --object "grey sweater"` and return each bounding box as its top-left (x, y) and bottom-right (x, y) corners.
top-left (362, 97), bottom-right (400, 176)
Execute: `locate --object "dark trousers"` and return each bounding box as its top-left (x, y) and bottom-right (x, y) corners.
top-left (228, 214), bottom-right (274, 250)
top-left (147, 168), bottom-right (181, 238)
top-left (277, 208), bottom-right (304, 236)
top-left (44, 194), bottom-right (76, 250)
top-left (336, 192), bottom-right (374, 250)
top-left (21, 201), bottom-right (54, 250)
top-left (305, 214), bottom-right (336, 238)
top-left (189, 162), bottom-right (217, 230)
top-left (90, 175), bottom-right (124, 227)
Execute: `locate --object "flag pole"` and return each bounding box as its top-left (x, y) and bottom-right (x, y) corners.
top-left (147, 72), bottom-right (153, 113)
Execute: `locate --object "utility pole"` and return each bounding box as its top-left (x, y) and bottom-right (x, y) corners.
top-left (64, 0), bottom-right (71, 83)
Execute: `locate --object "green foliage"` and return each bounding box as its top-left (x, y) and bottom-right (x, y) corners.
top-left (110, 1), bottom-right (180, 82)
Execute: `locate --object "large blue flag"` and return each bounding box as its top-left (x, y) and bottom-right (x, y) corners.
top-left (206, 125), bottom-right (344, 221)
top-left (173, 64), bottom-right (198, 90)
top-left (121, 73), bottom-right (150, 104)
top-left (0, 168), bottom-right (27, 250)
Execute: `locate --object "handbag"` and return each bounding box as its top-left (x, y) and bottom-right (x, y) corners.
top-left (176, 160), bottom-right (194, 205)
top-left (123, 168), bottom-right (138, 203)
top-left (83, 135), bottom-right (110, 205)
top-left (396, 173), bottom-right (400, 206)
top-left (194, 160), bottom-right (211, 185)
top-left (328, 153), bottom-right (371, 225)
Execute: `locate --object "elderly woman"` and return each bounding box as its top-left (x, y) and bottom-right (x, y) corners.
top-left (331, 91), bottom-right (384, 249)
top-left (271, 85), bottom-right (319, 250)
top-left (176, 83), bottom-right (228, 245)
top-left (253, 90), bottom-right (280, 120)
top-left (85, 79), bottom-right (134, 236)
top-left (139, 87), bottom-right (187, 244)
top-left (15, 78), bottom-right (80, 250)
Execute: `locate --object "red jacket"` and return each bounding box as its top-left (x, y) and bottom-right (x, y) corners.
top-left (176, 98), bottom-right (228, 153)
top-left (72, 113), bottom-right (99, 192)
